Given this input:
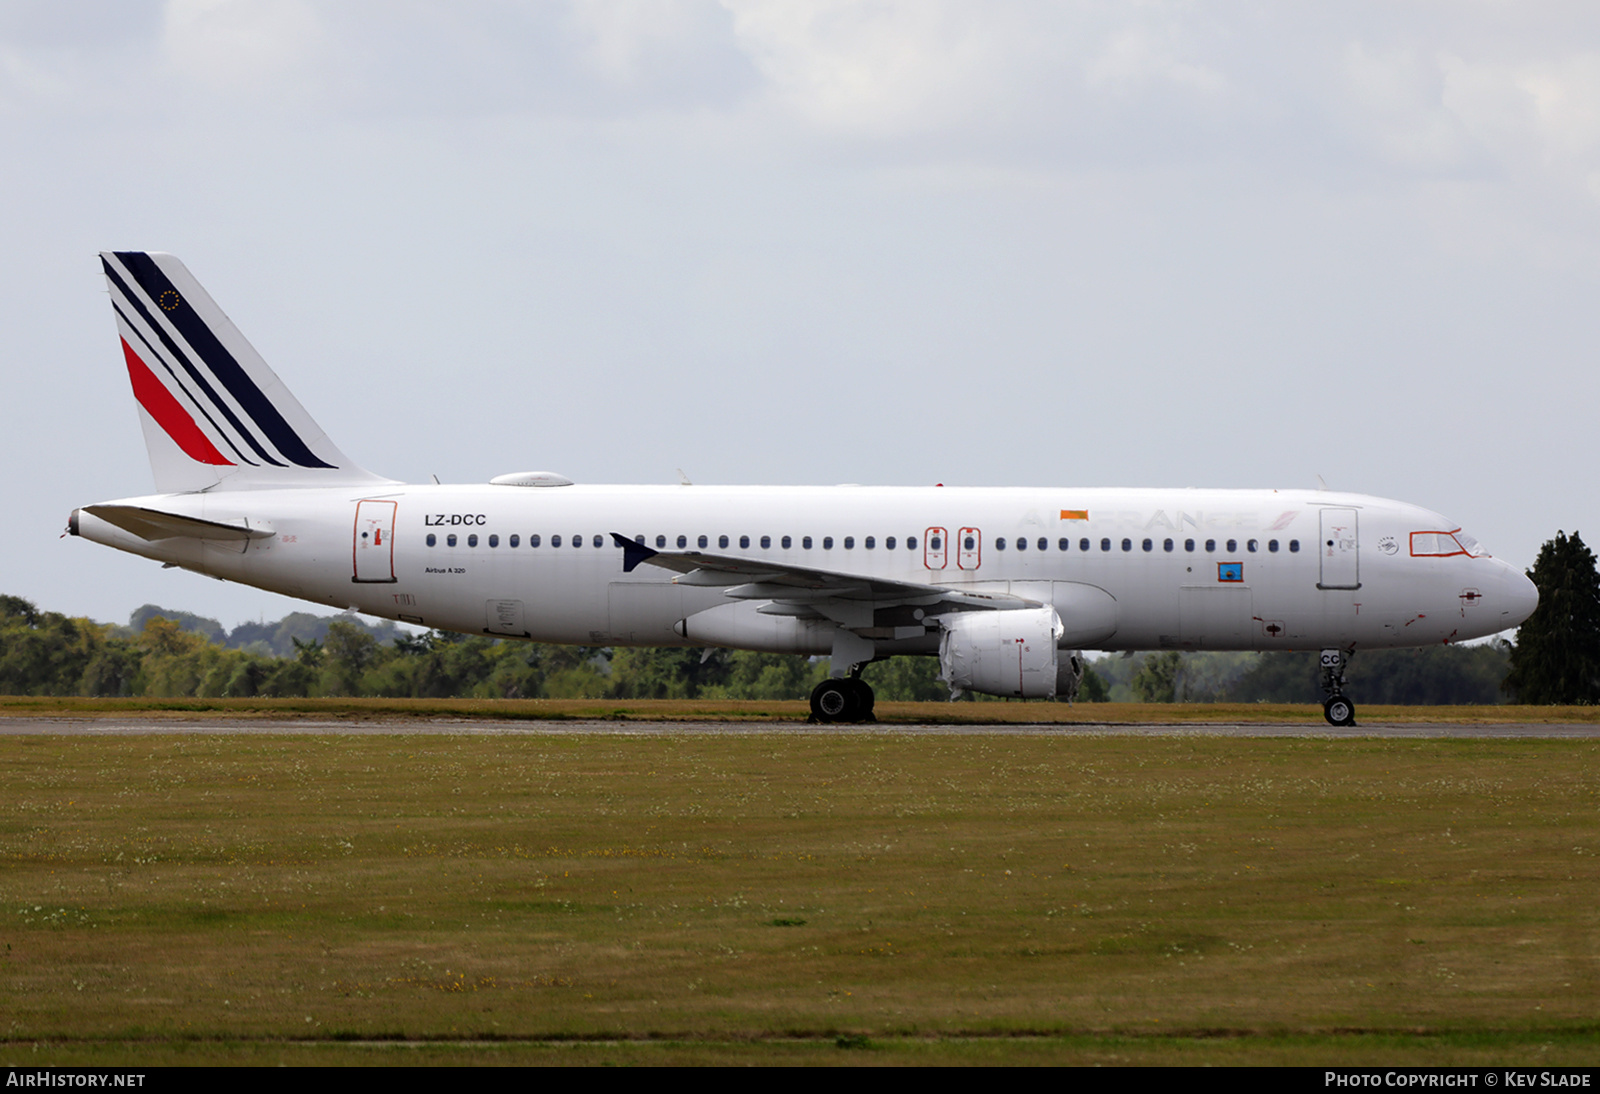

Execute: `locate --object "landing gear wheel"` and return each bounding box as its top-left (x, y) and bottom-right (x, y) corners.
top-left (809, 678), bottom-right (876, 723)
top-left (810, 679), bottom-right (857, 723)
top-left (845, 677), bottom-right (876, 722)
top-left (1323, 696), bottom-right (1356, 727)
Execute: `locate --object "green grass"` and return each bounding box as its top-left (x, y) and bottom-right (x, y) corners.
top-left (2, 732), bottom-right (1598, 1065)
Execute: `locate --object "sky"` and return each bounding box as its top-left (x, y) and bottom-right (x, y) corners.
top-left (3, 0), bottom-right (1598, 630)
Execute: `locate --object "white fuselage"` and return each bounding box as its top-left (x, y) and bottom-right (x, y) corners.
top-left (74, 484), bottom-right (1538, 655)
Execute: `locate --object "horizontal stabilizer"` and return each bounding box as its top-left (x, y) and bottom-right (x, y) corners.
top-left (83, 504), bottom-right (273, 543)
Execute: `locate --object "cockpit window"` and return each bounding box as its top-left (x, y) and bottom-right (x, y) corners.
top-left (1411, 529), bottom-right (1486, 558)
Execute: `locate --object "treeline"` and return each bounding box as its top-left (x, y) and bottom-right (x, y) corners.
top-left (0, 594), bottom-right (944, 701)
top-left (1091, 645), bottom-right (1514, 705)
top-left (0, 593), bottom-right (1518, 703)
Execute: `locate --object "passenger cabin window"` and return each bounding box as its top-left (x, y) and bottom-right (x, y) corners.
top-left (823, 537), bottom-right (834, 549)
top-left (551, 535), bottom-right (561, 547)
top-left (1141, 538), bottom-right (1152, 552)
top-left (1226, 539), bottom-right (1237, 553)
top-left (593, 535), bottom-right (602, 548)
top-left (886, 537), bottom-right (896, 549)
top-left (1247, 539), bottom-right (1258, 553)
top-left (1079, 538), bottom-right (1089, 551)
top-left (489, 534), bottom-right (499, 548)
top-left (1101, 538), bottom-right (1111, 551)
top-left (677, 535), bottom-right (687, 548)
top-left (865, 536), bottom-right (875, 549)
top-left (510, 534), bottom-right (520, 547)
top-left (719, 535), bottom-right (729, 549)
top-left (804, 536), bottom-right (813, 549)
top-left (1268, 539), bottom-right (1279, 552)
top-left (1038, 538), bottom-right (1048, 551)
top-left (698, 535), bottom-right (708, 548)
top-left (907, 536), bottom-right (917, 550)
top-left (426, 534), bottom-right (436, 547)
top-left (781, 535), bottom-right (791, 548)
top-left (1163, 538), bottom-right (1174, 552)
top-left (530, 534), bottom-right (541, 548)
top-left (844, 537), bottom-right (854, 549)
top-left (1015, 537), bottom-right (1025, 551)
top-left (1205, 539), bottom-right (1215, 552)
top-left (741, 535), bottom-right (751, 549)
top-left (1184, 538), bottom-right (1194, 552)
top-left (1122, 538), bottom-right (1132, 552)
top-left (467, 534), bottom-right (478, 548)
top-left (448, 534), bottom-right (457, 547)
top-left (997, 538), bottom-right (1007, 550)
top-left (1289, 539), bottom-right (1300, 552)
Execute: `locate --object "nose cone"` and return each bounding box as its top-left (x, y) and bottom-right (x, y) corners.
top-left (1500, 562), bottom-right (1540, 631)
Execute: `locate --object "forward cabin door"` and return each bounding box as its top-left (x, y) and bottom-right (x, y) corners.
top-left (1317, 508), bottom-right (1360, 590)
top-left (352, 499), bottom-right (397, 583)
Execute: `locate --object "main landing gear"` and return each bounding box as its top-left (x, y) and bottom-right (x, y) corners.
top-left (1320, 648), bottom-right (1356, 727)
top-left (809, 674), bottom-right (876, 724)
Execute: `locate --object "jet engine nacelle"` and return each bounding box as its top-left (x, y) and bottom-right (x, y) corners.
top-left (938, 606), bottom-right (1064, 700)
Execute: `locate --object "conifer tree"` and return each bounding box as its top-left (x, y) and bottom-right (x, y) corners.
top-left (1505, 531), bottom-right (1600, 704)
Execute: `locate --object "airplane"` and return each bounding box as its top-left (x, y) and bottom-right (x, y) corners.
top-left (69, 251), bottom-right (1540, 725)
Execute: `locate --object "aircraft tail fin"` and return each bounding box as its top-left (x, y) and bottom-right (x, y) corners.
top-left (100, 251), bottom-right (394, 493)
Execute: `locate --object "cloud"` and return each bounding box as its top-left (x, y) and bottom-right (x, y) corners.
top-left (161, 0), bottom-right (326, 91)
top-left (721, 0), bottom-right (1010, 134)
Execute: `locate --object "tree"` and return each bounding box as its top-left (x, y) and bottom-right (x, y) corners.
top-left (1505, 530), bottom-right (1600, 704)
top-left (1078, 664), bottom-right (1110, 702)
top-left (321, 621), bottom-right (379, 695)
top-left (1131, 651), bottom-right (1182, 703)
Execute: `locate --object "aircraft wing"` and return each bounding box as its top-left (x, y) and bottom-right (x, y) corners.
top-left (609, 532), bottom-right (1035, 627)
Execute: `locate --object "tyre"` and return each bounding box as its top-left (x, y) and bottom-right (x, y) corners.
top-left (845, 677), bottom-right (875, 720)
top-left (1323, 696), bottom-right (1356, 727)
top-left (810, 679), bottom-right (856, 723)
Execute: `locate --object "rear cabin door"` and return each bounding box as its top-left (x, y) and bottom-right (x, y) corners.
top-left (353, 500), bottom-right (398, 583)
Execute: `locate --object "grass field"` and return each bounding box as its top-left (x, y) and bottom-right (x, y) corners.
top-left (2, 724), bottom-right (1598, 1065)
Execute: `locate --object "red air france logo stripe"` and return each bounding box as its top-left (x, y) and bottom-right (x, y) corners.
top-left (121, 338), bottom-right (233, 466)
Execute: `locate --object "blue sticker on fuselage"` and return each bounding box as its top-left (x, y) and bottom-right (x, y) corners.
top-left (1218, 562), bottom-right (1243, 582)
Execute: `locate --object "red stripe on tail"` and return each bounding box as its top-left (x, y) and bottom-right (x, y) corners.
top-left (121, 338), bottom-right (233, 466)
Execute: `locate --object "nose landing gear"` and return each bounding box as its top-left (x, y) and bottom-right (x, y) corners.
top-left (1320, 648), bottom-right (1356, 726)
